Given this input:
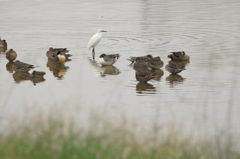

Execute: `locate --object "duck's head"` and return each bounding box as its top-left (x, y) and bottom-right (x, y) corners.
top-left (146, 54), bottom-right (153, 58)
top-left (57, 51), bottom-right (61, 55)
top-left (99, 53), bottom-right (106, 58)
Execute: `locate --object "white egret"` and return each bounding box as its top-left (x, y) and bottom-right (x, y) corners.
top-left (87, 29), bottom-right (107, 60)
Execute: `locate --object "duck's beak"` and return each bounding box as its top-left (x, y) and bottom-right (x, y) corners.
top-left (102, 30), bottom-right (107, 32)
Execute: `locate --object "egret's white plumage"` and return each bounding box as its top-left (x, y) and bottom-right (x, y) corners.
top-left (87, 29), bottom-right (107, 59)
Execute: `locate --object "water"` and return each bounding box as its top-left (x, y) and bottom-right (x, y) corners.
top-left (0, 0), bottom-right (240, 135)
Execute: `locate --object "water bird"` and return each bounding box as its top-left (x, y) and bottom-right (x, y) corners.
top-left (132, 57), bottom-right (150, 69)
top-left (168, 51), bottom-right (190, 61)
top-left (132, 56), bottom-right (163, 70)
top-left (99, 53), bottom-right (120, 66)
top-left (52, 51), bottom-right (66, 63)
top-left (0, 37), bottom-right (7, 48)
top-left (135, 70), bottom-right (155, 83)
top-left (47, 47), bottom-right (72, 61)
top-left (127, 54), bottom-right (153, 64)
top-left (147, 56), bottom-right (164, 69)
top-left (13, 60), bottom-right (34, 72)
top-left (6, 49), bottom-right (17, 62)
top-left (87, 29), bottom-right (107, 60)
top-left (165, 62), bottom-right (186, 74)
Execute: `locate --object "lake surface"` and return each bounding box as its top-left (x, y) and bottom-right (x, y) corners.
top-left (0, 0), bottom-right (240, 136)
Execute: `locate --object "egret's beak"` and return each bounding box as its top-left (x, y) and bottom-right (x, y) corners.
top-left (102, 30), bottom-right (107, 32)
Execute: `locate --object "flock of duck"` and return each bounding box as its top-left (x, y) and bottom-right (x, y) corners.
top-left (0, 29), bottom-right (190, 85)
top-left (86, 29), bottom-right (190, 83)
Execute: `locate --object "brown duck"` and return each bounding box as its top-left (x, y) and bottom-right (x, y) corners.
top-left (168, 51), bottom-right (190, 61)
top-left (0, 37), bottom-right (7, 48)
top-left (147, 56), bottom-right (164, 69)
top-left (127, 54), bottom-right (153, 64)
top-left (6, 49), bottom-right (17, 62)
top-left (13, 60), bottom-right (34, 72)
top-left (46, 47), bottom-right (72, 60)
top-left (165, 62), bottom-right (186, 74)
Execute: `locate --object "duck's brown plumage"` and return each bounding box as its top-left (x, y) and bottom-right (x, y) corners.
top-left (47, 47), bottom-right (72, 60)
top-left (0, 38), bottom-right (7, 48)
top-left (148, 56), bottom-right (164, 69)
top-left (6, 49), bottom-right (17, 62)
top-left (168, 51), bottom-right (190, 61)
top-left (13, 60), bottom-right (34, 72)
top-left (165, 62), bottom-right (186, 74)
top-left (127, 54), bottom-right (153, 63)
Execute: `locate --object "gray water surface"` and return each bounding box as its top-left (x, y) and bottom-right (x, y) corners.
top-left (0, 0), bottom-right (240, 135)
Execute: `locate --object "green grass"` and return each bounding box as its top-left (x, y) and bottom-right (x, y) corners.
top-left (0, 115), bottom-right (239, 159)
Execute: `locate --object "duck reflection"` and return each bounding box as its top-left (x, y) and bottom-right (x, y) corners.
top-left (12, 72), bottom-right (30, 83)
top-left (152, 69), bottom-right (164, 81)
top-left (133, 66), bottom-right (164, 83)
top-left (99, 65), bottom-right (120, 77)
top-left (135, 70), bottom-right (155, 83)
top-left (166, 74), bottom-right (186, 87)
top-left (88, 58), bottom-right (121, 77)
top-left (29, 71), bottom-right (46, 85)
top-left (46, 59), bottom-right (69, 79)
top-left (6, 62), bottom-right (14, 73)
top-left (12, 71), bottom-right (46, 85)
top-left (136, 82), bottom-right (156, 94)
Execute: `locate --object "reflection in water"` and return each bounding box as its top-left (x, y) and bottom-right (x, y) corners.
top-left (6, 62), bottom-right (14, 73)
top-left (132, 64), bottom-right (164, 82)
top-left (166, 74), bottom-right (186, 88)
top-left (12, 72), bottom-right (30, 83)
top-left (12, 71), bottom-right (46, 85)
top-left (30, 77), bottom-right (45, 85)
top-left (88, 58), bottom-right (121, 77)
top-left (99, 66), bottom-right (120, 77)
top-left (136, 82), bottom-right (156, 94)
top-left (46, 59), bottom-right (69, 79)
top-left (152, 69), bottom-right (164, 81)
top-left (135, 70), bottom-right (155, 83)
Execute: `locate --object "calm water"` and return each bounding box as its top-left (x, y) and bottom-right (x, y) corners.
top-left (0, 0), bottom-right (240, 135)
